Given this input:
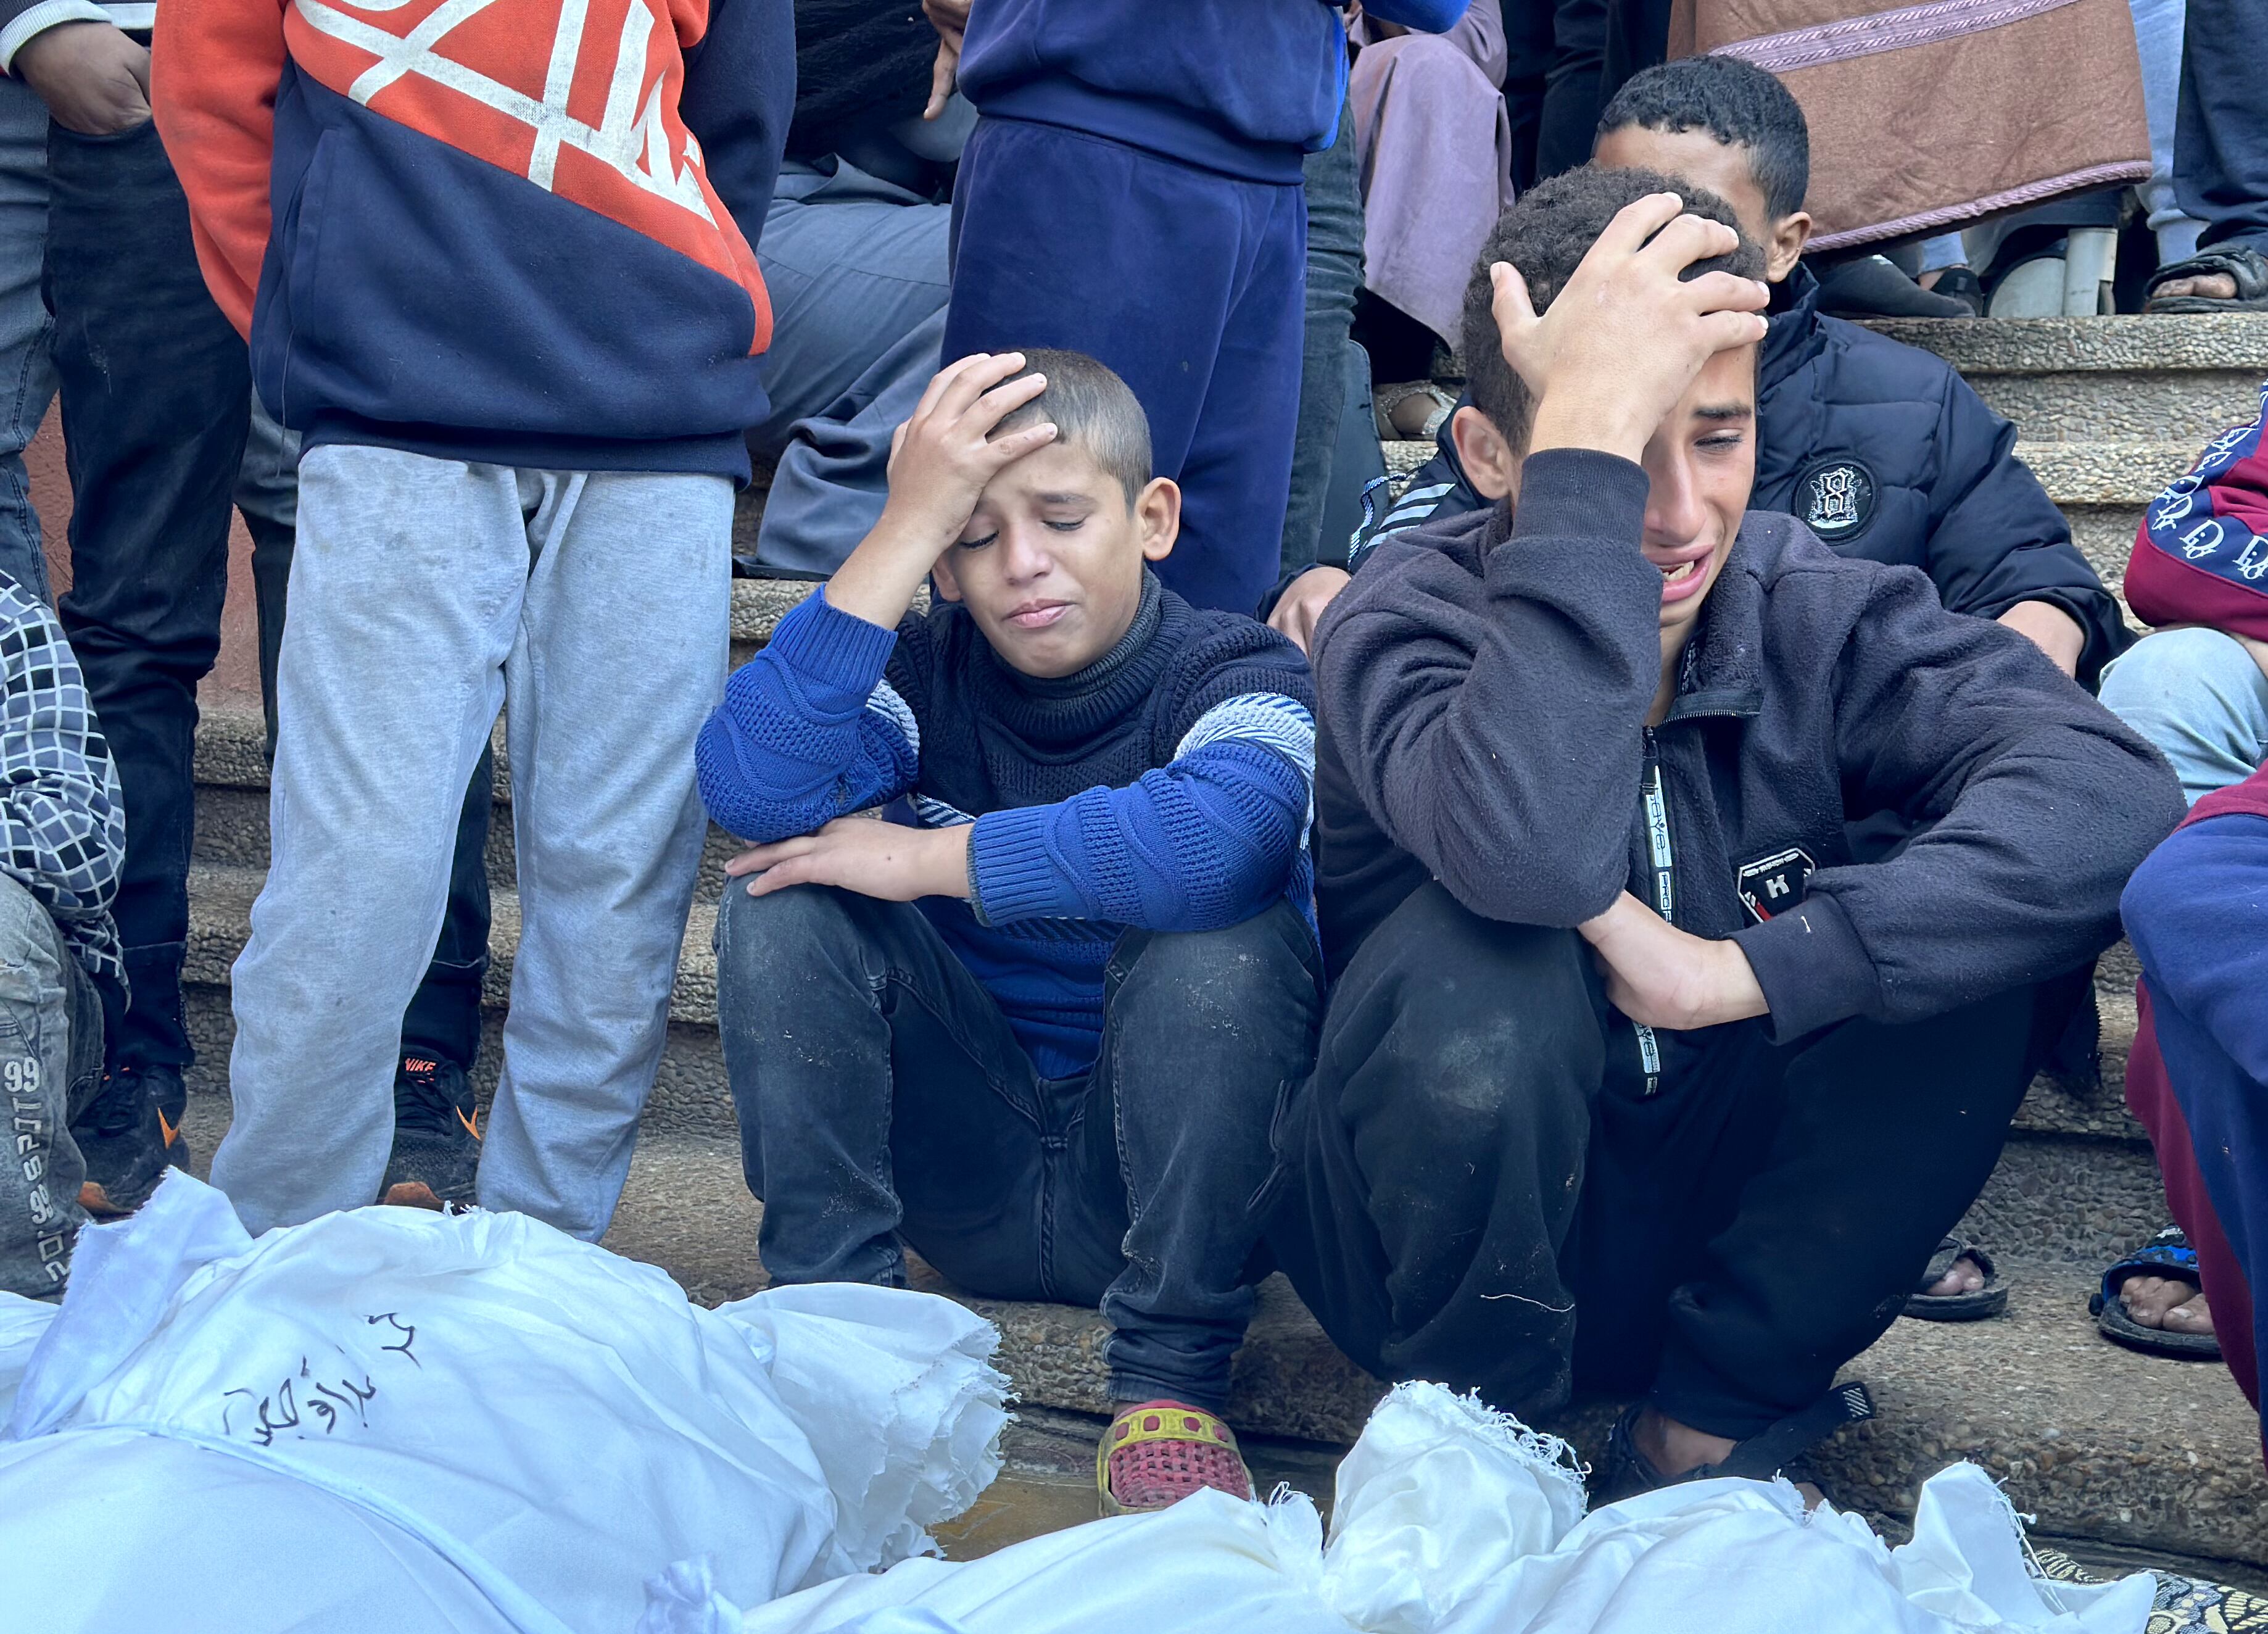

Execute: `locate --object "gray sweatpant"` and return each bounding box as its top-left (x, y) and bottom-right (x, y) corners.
top-left (210, 446), bottom-right (732, 1238)
top-left (0, 873), bottom-right (104, 1298)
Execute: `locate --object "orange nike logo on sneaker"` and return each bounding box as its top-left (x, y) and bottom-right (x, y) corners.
top-left (155, 1107), bottom-right (181, 1150)
top-left (457, 1106), bottom-right (482, 1141)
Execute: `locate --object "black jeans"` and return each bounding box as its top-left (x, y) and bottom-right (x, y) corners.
top-left (46, 117), bottom-right (246, 1079)
top-left (716, 884), bottom-right (1322, 1410)
top-left (2174, 0), bottom-right (2268, 254)
top-left (1282, 91), bottom-right (1366, 579)
top-left (46, 114), bottom-right (491, 1079)
top-left (1502, 0), bottom-right (1610, 188)
top-left (1265, 882), bottom-right (2039, 1440)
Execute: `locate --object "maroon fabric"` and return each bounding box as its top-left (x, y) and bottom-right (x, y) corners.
top-left (2125, 985), bottom-right (2260, 1424)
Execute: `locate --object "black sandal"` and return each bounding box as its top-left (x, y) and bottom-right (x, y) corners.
top-left (1593, 1380), bottom-right (1876, 1506)
top-left (2090, 1227), bottom-right (2222, 1360)
top-left (2144, 246), bottom-right (2268, 313)
top-left (1902, 1235), bottom-right (2009, 1322)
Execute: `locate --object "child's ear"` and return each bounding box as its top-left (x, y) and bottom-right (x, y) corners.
top-left (1768, 210), bottom-right (1812, 283)
top-left (1135, 476), bottom-right (1180, 563)
top-left (1449, 405), bottom-right (1520, 502)
top-left (929, 555), bottom-right (964, 603)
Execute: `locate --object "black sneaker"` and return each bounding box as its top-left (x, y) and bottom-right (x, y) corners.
top-left (379, 1055), bottom-right (481, 1210)
top-left (73, 1067), bottom-right (186, 1219)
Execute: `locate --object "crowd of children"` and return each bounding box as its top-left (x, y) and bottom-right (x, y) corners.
top-left (0, 0), bottom-right (2257, 1519)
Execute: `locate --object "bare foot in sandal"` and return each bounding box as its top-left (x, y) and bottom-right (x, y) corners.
top-left (2151, 272), bottom-right (2238, 302)
top-left (1923, 1253), bottom-right (1987, 1298)
top-left (2122, 1274), bottom-right (2215, 1338)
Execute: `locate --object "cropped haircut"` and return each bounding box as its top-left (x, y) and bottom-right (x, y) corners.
top-left (990, 348), bottom-right (1153, 508)
top-left (1596, 54), bottom-right (1810, 222)
top-left (1459, 165), bottom-right (1768, 451)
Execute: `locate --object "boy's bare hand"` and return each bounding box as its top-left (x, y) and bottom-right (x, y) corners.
top-left (1578, 890), bottom-right (1768, 1031)
top-left (16, 22), bottom-right (151, 136)
top-left (924, 38), bottom-right (959, 119)
top-left (728, 818), bottom-right (972, 904)
top-left (1269, 565), bottom-right (1350, 653)
top-left (826, 354), bottom-right (1053, 628)
top-left (1493, 193), bottom-right (1769, 464)
top-left (878, 352), bottom-right (1055, 555)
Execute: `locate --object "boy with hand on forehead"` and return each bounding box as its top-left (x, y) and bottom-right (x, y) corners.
top-left (1276, 55), bottom-right (2122, 688)
top-left (1268, 168), bottom-right (2182, 1502)
top-left (698, 349), bottom-right (1322, 1516)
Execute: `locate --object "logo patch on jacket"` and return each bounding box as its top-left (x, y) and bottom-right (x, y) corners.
top-left (1737, 847), bottom-right (1816, 924)
top-left (1796, 457), bottom-right (1877, 542)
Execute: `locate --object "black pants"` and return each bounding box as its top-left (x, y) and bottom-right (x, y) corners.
top-left (2174, 0), bottom-right (2268, 253)
top-left (45, 114), bottom-right (490, 1079)
top-left (1265, 882), bottom-right (2038, 1440)
top-left (1502, 0), bottom-right (1609, 189)
top-left (717, 884), bottom-right (1322, 1410)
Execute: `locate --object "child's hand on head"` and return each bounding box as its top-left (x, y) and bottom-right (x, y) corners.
top-left (879, 353), bottom-right (1059, 565)
top-left (1492, 193), bottom-right (1769, 464)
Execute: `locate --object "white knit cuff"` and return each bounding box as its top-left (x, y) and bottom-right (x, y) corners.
top-left (2, 1), bottom-right (123, 72)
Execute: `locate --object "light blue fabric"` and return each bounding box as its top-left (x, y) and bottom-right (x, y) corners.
top-left (2099, 624), bottom-right (2268, 803)
top-left (2130, 0), bottom-right (2208, 263)
top-left (1916, 233), bottom-right (1968, 273)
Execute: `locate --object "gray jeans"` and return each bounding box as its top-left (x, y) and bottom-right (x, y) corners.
top-left (0, 76), bottom-right (55, 603)
top-left (0, 873), bottom-right (103, 1299)
top-left (210, 445), bottom-right (732, 1238)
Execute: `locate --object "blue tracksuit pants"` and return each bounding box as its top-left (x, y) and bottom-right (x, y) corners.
top-left (945, 115), bottom-right (1306, 619)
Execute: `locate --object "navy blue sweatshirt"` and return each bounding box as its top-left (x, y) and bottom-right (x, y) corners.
top-left (1312, 452), bottom-right (2183, 1059)
top-left (958, 0), bottom-right (1466, 183)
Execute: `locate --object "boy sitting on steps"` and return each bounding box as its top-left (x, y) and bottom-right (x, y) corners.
top-left (1269, 168), bottom-right (2183, 1502)
top-left (698, 349), bottom-right (1322, 1514)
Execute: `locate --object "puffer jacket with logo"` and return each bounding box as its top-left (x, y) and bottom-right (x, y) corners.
top-left (1341, 264), bottom-right (2128, 683)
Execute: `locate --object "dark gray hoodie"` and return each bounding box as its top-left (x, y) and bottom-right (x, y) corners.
top-left (1312, 447), bottom-right (2185, 1045)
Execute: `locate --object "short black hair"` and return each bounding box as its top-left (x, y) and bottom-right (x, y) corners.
top-left (1596, 54), bottom-right (1810, 222)
top-left (990, 348), bottom-right (1152, 507)
top-left (1459, 165), bottom-right (1767, 450)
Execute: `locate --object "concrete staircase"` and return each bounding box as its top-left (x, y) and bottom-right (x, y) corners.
top-left (178, 315), bottom-right (2268, 1576)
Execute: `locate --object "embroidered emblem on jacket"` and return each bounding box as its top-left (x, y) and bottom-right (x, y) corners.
top-left (1796, 456), bottom-right (1878, 542)
top-left (1737, 847), bottom-right (1816, 924)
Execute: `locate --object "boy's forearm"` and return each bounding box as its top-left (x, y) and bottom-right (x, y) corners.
top-left (827, 508), bottom-right (954, 630)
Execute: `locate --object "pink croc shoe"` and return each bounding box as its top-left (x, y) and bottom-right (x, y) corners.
top-left (1096, 1400), bottom-right (1256, 1514)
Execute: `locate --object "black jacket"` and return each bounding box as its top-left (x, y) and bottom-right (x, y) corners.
top-left (1312, 452), bottom-right (2183, 1058)
top-left (1339, 266), bottom-right (2129, 682)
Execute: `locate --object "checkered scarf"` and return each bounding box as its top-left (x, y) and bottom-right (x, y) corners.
top-left (0, 577), bottom-right (125, 988)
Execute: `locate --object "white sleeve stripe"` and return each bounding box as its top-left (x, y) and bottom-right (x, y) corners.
top-left (1173, 692), bottom-right (1317, 782)
top-left (863, 679), bottom-right (919, 757)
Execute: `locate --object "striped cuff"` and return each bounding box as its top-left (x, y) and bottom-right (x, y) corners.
top-left (2, 0), bottom-right (118, 70)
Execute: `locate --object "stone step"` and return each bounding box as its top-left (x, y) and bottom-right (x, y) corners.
top-left (159, 1097), bottom-right (2268, 1576)
top-left (1862, 315), bottom-right (2268, 445)
top-left (175, 847), bottom-right (2166, 1273)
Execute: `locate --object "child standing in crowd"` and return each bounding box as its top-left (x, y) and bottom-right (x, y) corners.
top-left (935, 0), bottom-right (1463, 616)
top-left (0, 578), bottom-right (126, 1296)
top-left (700, 350), bottom-right (1321, 1514)
top-left (1275, 53), bottom-right (2124, 687)
top-left (1269, 169), bottom-right (2183, 1498)
top-left (151, 0), bottom-right (792, 1235)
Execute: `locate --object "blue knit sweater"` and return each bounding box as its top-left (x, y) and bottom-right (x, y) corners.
top-left (698, 573), bottom-right (1318, 1076)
